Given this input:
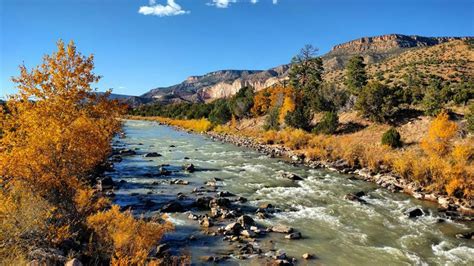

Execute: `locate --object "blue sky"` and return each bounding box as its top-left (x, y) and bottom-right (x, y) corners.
top-left (1, 0), bottom-right (473, 97)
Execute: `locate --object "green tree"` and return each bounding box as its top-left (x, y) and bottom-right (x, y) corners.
top-left (345, 55), bottom-right (368, 96)
top-left (422, 87), bottom-right (444, 116)
top-left (355, 82), bottom-right (400, 123)
top-left (285, 104), bottom-right (312, 131)
top-left (229, 86), bottom-right (255, 118)
top-left (313, 111), bottom-right (338, 134)
top-left (208, 99), bottom-right (232, 124)
top-left (288, 45), bottom-right (325, 113)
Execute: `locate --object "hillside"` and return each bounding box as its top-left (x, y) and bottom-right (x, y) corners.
top-left (324, 39), bottom-right (474, 87)
top-left (138, 34), bottom-right (473, 104)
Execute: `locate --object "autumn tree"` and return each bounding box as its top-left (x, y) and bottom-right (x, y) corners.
top-left (0, 41), bottom-right (171, 264)
top-left (421, 112), bottom-right (458, 157)
top-left (345, 55), bottom-right (368, 96)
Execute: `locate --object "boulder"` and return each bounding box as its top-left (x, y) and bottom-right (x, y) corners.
top-left (195, 197), bottom-right (212, 210)
top-left (259, 203), bottom-right (274, 209)
top-left (97, 177), bottom-right (114, 191)
top-left (237, 196), bottom-right (248, 203)
top-left (274, 259), bottom-right (292, 266)
top-left (455, 232), bottom-right (474, 239)
top-left (182, 163), bottom-right (195, 172)
top-left (237, 215), bottom-right (255, 228)
top-left (217, 191), bottom-right (235, 197)
top-left (240, 229), bottom-right (257, 238)
top-left (119, 149), bottom-right (136, 156)
top-left (200, 217), bottom-right (213, 228)
top-left (144, 152), bottom-right (162, 158)
top-left (405, 207), bottom-right (424, 218)
top-left (187, 213), bottom-right (199, 220)
top-left (271, 224), bottom-right (293, 234)
top-left (159, 166), bottom-right (171, 176)
top-left (285, 232), bottom-right (302, 240)
top-left (171, 179), bottom-right (189, 185)
top-left (210, 197), bottom-right (231, 208)
top-left (205, 181), bottom-right (217, 187)
top-left (225, 222), bottom-right (243, 235)
top-left (344, 193), bottom-right (367, 204)
top-left (160, 201), bottom-right (184, 212)
top-left (285, 173), bottom-right (303, 181)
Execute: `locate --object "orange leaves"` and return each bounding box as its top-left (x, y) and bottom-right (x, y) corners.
top-left (279, 95), bottom-right (296, 124)
top-left (421, 112), bottom-right (458, 157)
top-left (251, 85), bottom-right (295, 117)
top-left (0, 40), bottom-right (129, 262)
top-left (86, 205), bottom-right (173, 265)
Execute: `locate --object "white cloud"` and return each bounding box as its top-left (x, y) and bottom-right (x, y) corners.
top-left (208, 0), bottom-right (278, 8)
top-left (209, 0), bottom-right (237, 8)
top-left (138, 0), bottom-right (190, 17)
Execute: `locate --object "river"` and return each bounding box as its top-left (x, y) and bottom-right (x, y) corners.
top-left (107, 120), bottom-right (473, 265)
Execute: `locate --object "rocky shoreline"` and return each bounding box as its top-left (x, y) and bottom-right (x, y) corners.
top-left (201, 131), bottom-right (474, 221)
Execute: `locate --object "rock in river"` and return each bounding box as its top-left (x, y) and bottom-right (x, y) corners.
top-left (97, 177), bottom-right (114, 191)
top-left (160, 201), bottom-right (184, 212)
top-left (285, 232), bottom-right (302, 240)
top-left (182, 163), bottom-right (195, 172)
top-left (271, 224), bottom-right (293, 234)
top-left (144, 152), bottom-right (162, 158)
top-left (405, 207), bottom-right (424, 218)
top-left (237, 215), bottom-right (255, 228)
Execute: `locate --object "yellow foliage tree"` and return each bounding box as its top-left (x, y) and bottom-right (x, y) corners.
top-left (421, 112), bottom-right (458, 157)
top-left (0, 40), bottom-right (172, 263)
top-left (279, 95), bottom-right (296, 124)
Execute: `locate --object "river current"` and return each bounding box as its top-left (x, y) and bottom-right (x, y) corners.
top-left (108, 120), bottom-right (473, 265)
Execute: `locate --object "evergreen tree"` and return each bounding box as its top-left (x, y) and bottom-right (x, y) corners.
top-left (288, 45), bottom-right (325, 114)
top-left (345, 55), bottom-right (368, 96)
top-left (355, 82), bottom-right (400, 123)
top-left (209, 99), bottom-right (232, 124)
top-left (285, 104), bottom-right (312, 131)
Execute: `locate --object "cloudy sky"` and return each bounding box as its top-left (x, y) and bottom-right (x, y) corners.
top-left (1, 0), bottom-right (473, 96)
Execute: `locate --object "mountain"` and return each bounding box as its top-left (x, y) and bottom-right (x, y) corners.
top-left (141, 66), bottom-right (289, 104)
top-left (140, 34), bottom-right (473, 104)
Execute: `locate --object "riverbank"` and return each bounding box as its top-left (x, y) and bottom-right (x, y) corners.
top-left (124, 115), bottom-right (474, 220)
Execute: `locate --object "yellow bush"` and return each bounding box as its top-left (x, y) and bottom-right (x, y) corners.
top-left (281, 128), bottom-right (311, 149)
top-left (421, 112), bottom-right (458, 157)
top-left (87, 205), bottom-right (173, 265)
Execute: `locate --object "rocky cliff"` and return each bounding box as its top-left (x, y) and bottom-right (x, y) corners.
top-left (139, 34), bottom-right (473, 104)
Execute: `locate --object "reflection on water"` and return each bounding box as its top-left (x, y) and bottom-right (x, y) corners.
top-left (108, 120), bottom-right (473, 265)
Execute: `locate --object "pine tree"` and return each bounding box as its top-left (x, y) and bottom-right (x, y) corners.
top-left (345, 55), bottom-right (368, 96)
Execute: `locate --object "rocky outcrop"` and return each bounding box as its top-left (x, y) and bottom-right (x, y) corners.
top-left (138, 34), bottom-right (473, 104)
top-left (328, 34), bottom-right (471, 55)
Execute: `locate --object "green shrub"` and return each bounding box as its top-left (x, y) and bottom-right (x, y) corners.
top-left (467, 103), bottom-right (474, 133)
top-left (313, 111), bottom-right (338, 134)
top-left (381, 128), bottom-right (402, 148)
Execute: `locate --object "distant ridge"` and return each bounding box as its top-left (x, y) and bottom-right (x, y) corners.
top-left (134, 34), bottom-right (474, 104)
